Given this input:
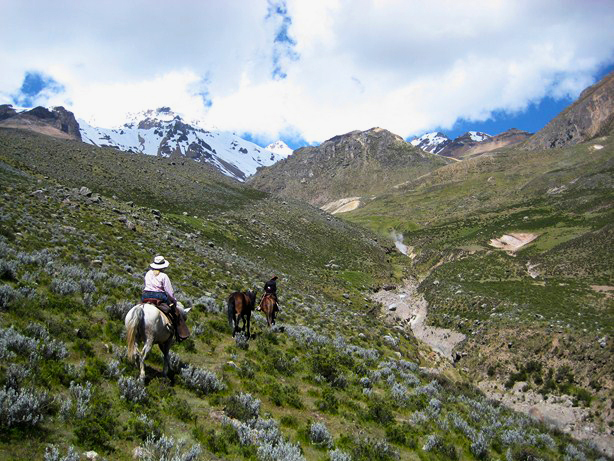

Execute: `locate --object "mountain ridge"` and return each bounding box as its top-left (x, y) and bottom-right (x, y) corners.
top-left (248, 127), bottom-right (451, 207)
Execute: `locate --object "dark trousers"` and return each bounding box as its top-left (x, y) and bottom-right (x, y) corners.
top-left (142, 291), bottom-right (172, 305)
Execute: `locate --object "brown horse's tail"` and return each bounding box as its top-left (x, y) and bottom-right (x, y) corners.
top-left (227, 294), bottom-right (236, 330)
top-left (126, 304), bottom-right (144, 360)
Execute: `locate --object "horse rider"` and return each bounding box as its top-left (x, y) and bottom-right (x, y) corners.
top-left (259, 275), bottom-right (280, 312)
top-left (142, 255), bottom-right (189, 341)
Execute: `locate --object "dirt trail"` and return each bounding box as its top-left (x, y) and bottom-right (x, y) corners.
top-left (372, 279), bottom-right (465, 361)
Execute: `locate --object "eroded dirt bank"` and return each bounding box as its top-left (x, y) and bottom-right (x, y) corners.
top-left (373, 279), bottom-right (613, 457)
top-left (372, 278), bottom-right (465, 361)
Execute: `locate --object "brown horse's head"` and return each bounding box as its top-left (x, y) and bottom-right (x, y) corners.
top-left (245, 289), bottom-right (257, 307)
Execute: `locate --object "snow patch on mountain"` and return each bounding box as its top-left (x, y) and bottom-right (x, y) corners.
top-left (467, 131), bottom-right (491, 142)
top-left (78, 107), bottom-right (285, 181)
top-left (265, 140), bottom-right (293, 158)
top-left (410, 132), bottom-right (451, 154)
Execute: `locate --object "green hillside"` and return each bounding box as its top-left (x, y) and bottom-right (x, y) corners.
top-left (0, 128), bottom-right (606, 460)
top-left (345, 136), bottom-right (614, 430)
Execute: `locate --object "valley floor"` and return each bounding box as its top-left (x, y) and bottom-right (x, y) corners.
top-left (375, 280), bottom-right (614, 457)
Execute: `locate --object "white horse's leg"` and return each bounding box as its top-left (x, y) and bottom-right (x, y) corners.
top-left (140, 338), bottom-right (154, 380)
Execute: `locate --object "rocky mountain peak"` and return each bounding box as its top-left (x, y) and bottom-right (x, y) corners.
top-left (79, 108), bottom-right (287, 181)
top-left (524, 71), bottom-right (614, 150)
top-left (0, 105), bottom-right (81, 140)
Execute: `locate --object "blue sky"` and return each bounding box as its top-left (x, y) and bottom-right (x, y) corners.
top-left (438, 63), bottom-right (614, 141)
top-left (2, 1), bottom-right (614, 150)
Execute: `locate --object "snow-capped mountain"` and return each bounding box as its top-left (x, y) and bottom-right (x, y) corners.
top-left (265, 140), bottom-right (293, 158)
top-left (79, 107), bottom-right (285, 182)
top-left (411, 131), bottom-right (493, 158)
top-left (410, 132), bottom-right (452, 154)
top-left (466, 131), bottom-right (491, 142)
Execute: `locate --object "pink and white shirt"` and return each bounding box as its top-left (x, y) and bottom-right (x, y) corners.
top-left (144, 270), bottom-right (175, 299)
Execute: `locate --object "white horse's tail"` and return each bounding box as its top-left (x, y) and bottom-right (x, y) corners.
top-left (126, 304), bottom-right (144, 360)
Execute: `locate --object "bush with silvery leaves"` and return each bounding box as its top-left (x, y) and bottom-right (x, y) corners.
top-left (4, 364), bottom-right (30, 390)
top-left (328, 449), bottom-right (352, 461)
top-left (180, 365), bottom-right (225, 395)
top-left (60, 381), bottom-right (92, 420)
top-left (118, 376), bottom-right (148, 403)
top-left (0, 386), bottom-right (49, 428)
top-left (235, 331), bottom-right (249, 350)
top-left (309, 422), bottom-right (333, 448)
top-left (224, 392), bottom-right (260, 422)
top-left (257, 440), bottom-right (305, 461)
top-left (135, 434), bottom-right (202, 461)
top-left (50, 278), bottom-right (80, 296)
top-left (192, 295), bottom-right (221, 313)
top-left (0, 284), bottom-right (20, 310)
top-left (0, 326), bottom-right (38, 359)
top-left (44, 445), bottom-right (80, 461)
top-left (106, 301), bottom-right (133, 321)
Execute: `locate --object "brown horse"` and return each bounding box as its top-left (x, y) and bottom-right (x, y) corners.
top-left (259, 293), bottom-right (277, 327)
top-left (227, 289), bottom-right (257, 338)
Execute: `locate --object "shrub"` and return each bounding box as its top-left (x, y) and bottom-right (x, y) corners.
top-left (106, 300), bottom-right (133, 321)
top-left (385, 423), bottom-right (417, 448)
top-left (352, 436), bottom-right (399, 461)
top-left (44, 445), bottom-right (80, 461)
top-left (470, 431), bottom-right (489, 459)
top-left (105, 359), bottom-right (122, 378)
top-left (127, 413), bottom-right (162, 441)
top-left (72, 392), bottom-right (116, 451)
top-left (366, 396), bottom-right (394, 425)
top-left (315, 387), bottom-right (338, 414)
top-left (225, 392), bottom-right (260, 422)
top-left (50, 278), bottom-right (80, 296)
top-left (309, 422), bottom-right (333, 448)
top-left (422, 434), bottom-right (457, 459)
top-left (118, 376), bottom-right (148, 403)
top-left (135, 434), bottom-right (202, 461)
top-left (0, 326), bottom-right (38, 359)
top-left (181, 365), bottom-right (225, 395)
top-left (0, 386), bottom-right (49, 428)
top-left (4, 364), bottom-right (30, 390)
top-left (193, 295), bottom-right (220, 313)
top-left (257, 440), bottom-right (305, 461)
top-left (235, 332), bottom-right (249, 350)
top-left (61, 381), bottom-right (92, 420)
top-left (0, 259), bottom-right (18, 281)
top-left (328, 448), bottom-right (352, 461)
top-left (168, 397), bottom-right (195, 422)
top-left (0, 283), bottom-right (20, 309)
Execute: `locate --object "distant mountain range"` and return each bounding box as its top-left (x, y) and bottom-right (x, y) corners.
top-left (410, 129), bottom-right (532, 158)
top-left (78, 108), bottom-right (292, 181)
top-left (0, 105), bottom-right (291, 182)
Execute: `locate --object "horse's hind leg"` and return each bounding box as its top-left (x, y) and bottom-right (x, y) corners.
top-left (139, 338), bottom-right (154, 380)
top-left (159, 340), bottom-right (171, 377)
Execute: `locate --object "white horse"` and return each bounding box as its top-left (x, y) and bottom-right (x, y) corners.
top-left (125, 301), bottom-right (191, 380)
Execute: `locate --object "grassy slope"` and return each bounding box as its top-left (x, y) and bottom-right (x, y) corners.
top-left (0, 128), bottom-right (606, 460)
top-left (345, 136), bottom-right (614, 427)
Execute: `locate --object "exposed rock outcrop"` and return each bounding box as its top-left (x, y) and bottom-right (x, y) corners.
top-left (0, 105), bottom-right (81, 141)
top-left (523, 71), bottom-right (614, 150)
top-left (248, 127), bottom-right (451, 206)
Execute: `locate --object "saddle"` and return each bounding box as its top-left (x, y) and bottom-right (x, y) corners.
top-left (142, 298), bottom-right (190, 342)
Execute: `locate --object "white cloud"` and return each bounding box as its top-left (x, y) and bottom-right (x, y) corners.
top-left (1, 0), bottom-right (613, 142)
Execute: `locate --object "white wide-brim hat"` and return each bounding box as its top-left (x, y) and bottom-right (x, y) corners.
top-left (150, 255), bottom-right (169, 270)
